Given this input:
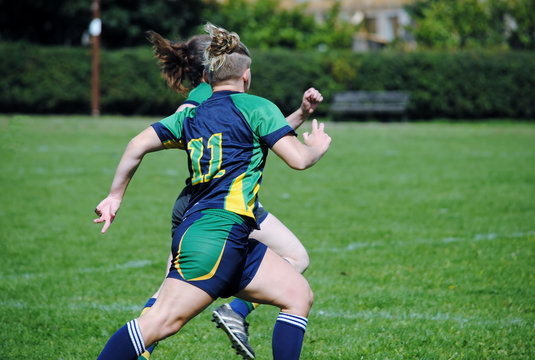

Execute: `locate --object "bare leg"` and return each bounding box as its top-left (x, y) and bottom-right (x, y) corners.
top-left (97, 278), bottom-right (213, 360)
top-left (212, 216), bottom-right (312, 358)
top-left (236, 248), bottom-right (313, 316)
top-left (250, 213), bottom-right (309, 274)
top-left (138, 277), bottom-right (214, 346)
top-left (235, 248), bottom-right (313, 360)
top-left (140, 214), bottom-right (310, 359)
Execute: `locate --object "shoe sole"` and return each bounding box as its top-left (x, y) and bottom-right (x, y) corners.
top-left (212, 311), bottom-right (255, 360)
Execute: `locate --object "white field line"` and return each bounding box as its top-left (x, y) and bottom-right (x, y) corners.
top-left (2, 298), bottom-right (530, 329)
top-left (311, 230), bottom-right (535, 253)
top-left (0, 298), bottom-right (141, 313)
top-left (0, 259), bottom-right (153, 281)
top-left (313, 309), bottom-right (531, 328)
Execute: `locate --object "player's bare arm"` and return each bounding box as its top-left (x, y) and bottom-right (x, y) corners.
top-left (94, 126), bottom-right (165, 233)
top-left (272, 119), bottom-right (331, 170)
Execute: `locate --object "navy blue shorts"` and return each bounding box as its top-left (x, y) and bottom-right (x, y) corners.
top-left (167, 209), bottom-right (267, 299)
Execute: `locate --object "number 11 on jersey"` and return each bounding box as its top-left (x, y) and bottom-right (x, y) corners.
top-left (187, 133), bottom-right (226, 185)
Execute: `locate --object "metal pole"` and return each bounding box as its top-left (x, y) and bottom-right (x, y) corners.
top-left (91, 0), bottom-right (101, 116)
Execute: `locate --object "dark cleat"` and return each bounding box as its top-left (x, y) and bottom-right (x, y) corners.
top-left (212, 304), bottom-right (255, 359)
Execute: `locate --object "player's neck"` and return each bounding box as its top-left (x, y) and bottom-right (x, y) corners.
top-left (211, 79), bottom-right (246, 93)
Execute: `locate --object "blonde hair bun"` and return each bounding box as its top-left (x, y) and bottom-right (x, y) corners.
top-left (204, 22), bottom-right (242, 71)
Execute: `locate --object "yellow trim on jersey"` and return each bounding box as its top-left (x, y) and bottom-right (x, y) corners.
top-left (225, 173), bottom-right (260, 219)
top-left (225, 172), bottom-right (254, 219)
top-left (163, 139), bottom-right (185, 150)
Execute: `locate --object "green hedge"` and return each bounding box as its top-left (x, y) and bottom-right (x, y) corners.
top-left (0, 43), bottom-right (180, 115)
top-left (1, 42), bottom-right (534, 119)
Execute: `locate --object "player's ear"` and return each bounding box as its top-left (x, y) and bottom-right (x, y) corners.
top-left (242, 68), bottom-right (250, 82)
top-left (242, 68), bottom-right (251, 91)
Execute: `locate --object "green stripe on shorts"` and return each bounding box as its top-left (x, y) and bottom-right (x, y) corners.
top-left (177, 209), bottom-right (244, 281)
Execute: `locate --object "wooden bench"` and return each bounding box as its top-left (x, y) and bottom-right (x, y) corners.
top-left (330, 91), bottom-right (410, 120)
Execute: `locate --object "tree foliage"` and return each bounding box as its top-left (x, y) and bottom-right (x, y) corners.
top-left (0, 0), bottom-right (208, 47)
top-left (405, 0), bottom-right (535, 50)
top-left (0, 0), bottom-right (355, 50)
top-left (502, 0), bottom-right (535, 49)
top-left (0, 0), bottom-right (91, 45)
top-left (99, 0), bottom-right (209, 48)
top-left (204, 0), bottom-right (356, 50)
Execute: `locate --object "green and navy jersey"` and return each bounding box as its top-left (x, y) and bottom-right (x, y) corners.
top-left (182, 82), bottom-right (212, 107)
top-left (152, 90), bottom-right (295, 226)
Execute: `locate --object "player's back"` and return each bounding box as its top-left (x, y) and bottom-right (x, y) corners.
top-left (183, 90), bottom-right (268, 221)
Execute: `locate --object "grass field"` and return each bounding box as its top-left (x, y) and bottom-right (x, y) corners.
top-left (1, 115), bottom-right (534, 359)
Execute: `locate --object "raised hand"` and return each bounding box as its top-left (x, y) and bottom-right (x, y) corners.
top-left (302, 119), bottom-right (331, 155)
top-left (301, 88), bottom-right (323, 115)
top-left (93, 196), bottom-right (122, 234)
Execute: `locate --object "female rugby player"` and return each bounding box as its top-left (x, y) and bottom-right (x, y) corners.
top-left (94, 23), bottom-right (331, 360)
top-left (134, 30), bottom-right (322, 359)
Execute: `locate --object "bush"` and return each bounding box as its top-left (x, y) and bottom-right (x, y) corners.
top-left (352, 50), bottom-right (535, 119)
top-left (1, 42), bottom-right (534, 119)
top-left (0, 42), bottom-right (182, 116)
top-left (0, 43), bottom-right (91, 113)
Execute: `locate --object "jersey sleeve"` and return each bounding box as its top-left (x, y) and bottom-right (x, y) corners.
top-left (151, 107), bottom-right (194, 150)
top-left (231, 94), bottom-right (296, 148)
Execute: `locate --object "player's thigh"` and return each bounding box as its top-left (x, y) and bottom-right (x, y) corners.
top-left (235, 248), bottom-right (313, 317)
top-left (250, 213), bottom-right (309, 270)
top-left (139, 277), bottom-right (213, 344)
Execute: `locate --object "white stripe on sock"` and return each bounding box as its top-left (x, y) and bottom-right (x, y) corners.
top-left (127, 319), bottom-right (145, 356)
top-left (126, 321), bottom-right (140, 355)
top-left (126, 321), bottom-right (141, 355)
top-left (278, 313), bottom-right (308, 326)
top-left (132, 319), bottom-right (146, 354)
top-left (277, 313), bottom-right (308, 332)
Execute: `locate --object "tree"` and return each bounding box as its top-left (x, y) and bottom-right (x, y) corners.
top-left (501, 0), bottom-right (535, 50)
top-left (405, 0), bottom-right (499, 49)
top-left (0, 0), bottom-right (208, 47)
top-left (100, 0), bottom-right (210, 48)
top-left (0, 0), bottom-right (91, 45)
top-left (0, 0), bottom-right (356, 50)
top-left (203, 0), bottom-right (356, 50)
top-left (405, 0), bottom-right (535, 50)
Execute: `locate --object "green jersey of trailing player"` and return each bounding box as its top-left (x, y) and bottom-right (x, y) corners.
top-left (152, 90), bottom-right (295, 226)
top-left (180, 82), bottom-right (212, 107)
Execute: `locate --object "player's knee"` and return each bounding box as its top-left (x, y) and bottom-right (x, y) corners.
top-left (294, 251), bottom-right (310, 274)
top-left (285, 247), bottom-right (310, 274)
top-left (298, 281), bottom-right (314, 315)
top-left (163, 318), bottom-right (185, 336)
top-left (140, 308), bottom-right (186, 342)
top-left (285, 276), bottom-right (313, 316)
top-left (154, 315), bottom-right (187, 340)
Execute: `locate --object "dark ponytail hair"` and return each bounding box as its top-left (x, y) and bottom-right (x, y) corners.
top-left (147, 30), bottom-right (210, 94)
